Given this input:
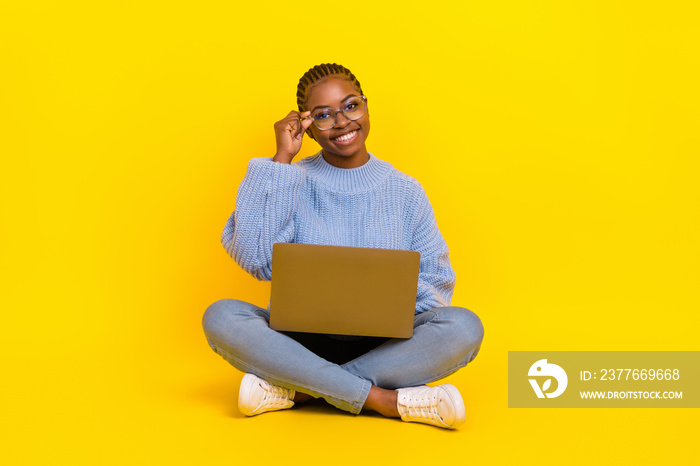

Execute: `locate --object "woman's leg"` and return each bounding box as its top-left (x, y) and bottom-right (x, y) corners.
top-left (340, 306), bottom-right (484, 389)
top-left (202, 298), bottom-right (371, 414)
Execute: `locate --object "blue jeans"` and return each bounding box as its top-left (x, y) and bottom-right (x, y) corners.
top-left (202, 299), bottom-right (484, 414)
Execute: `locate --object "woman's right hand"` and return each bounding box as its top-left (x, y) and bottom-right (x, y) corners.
top-left (272, 110), bottom-right (313, 164)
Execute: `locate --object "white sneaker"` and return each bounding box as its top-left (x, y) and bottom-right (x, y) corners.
top-left (238, 373), bottom-right (295, 416)
top-left (396, 384), bottom-right (466, 429)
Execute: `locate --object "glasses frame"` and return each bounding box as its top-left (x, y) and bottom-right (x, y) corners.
top-left (307, 95), bottom-right (367, 131)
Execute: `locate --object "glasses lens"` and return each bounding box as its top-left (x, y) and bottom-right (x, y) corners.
top-left (312, 108), bottom-right (336, 130)
top-left (342, 97), bottom-right (365, 120)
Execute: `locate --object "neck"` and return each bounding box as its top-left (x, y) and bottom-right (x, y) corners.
top-left (321, 147), bottom-right (370, 169)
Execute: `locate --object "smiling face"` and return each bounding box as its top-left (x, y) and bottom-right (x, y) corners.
top-left (305, 77), bottom-right (370, 168)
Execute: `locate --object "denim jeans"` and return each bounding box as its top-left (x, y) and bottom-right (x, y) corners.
top-left (202, 299), bottom-right (484, 414)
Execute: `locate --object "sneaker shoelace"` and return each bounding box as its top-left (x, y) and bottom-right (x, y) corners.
top-left (259, 380), bottom-right (292, 408)
top-left (399, 390), bottom-right (442, 423)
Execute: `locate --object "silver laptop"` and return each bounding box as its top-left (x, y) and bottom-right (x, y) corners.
top-left (269, 243), bottom-right (420, 338)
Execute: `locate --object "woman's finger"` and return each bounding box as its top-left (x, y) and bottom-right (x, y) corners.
top-left (278, 114), bottom-right (300, 138)
top-left (298, 118), bottom-right (313, 139)
top-left (295, 111), bottom-right (312, 140)
top-left (290, 112), bottom-right (308, 140)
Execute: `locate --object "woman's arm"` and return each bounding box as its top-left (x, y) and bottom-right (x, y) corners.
top-left (410, 186), bottom-right (457, 314)
top-left (221, 111), bottom-right (313, 280)
top-left (221, 158), bottom-right (305, 280)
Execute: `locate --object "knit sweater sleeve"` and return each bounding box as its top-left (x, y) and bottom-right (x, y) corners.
top-left (221, 157), bottom-right (304, 281)
top-left (410, 185), bottom-right (456, 314)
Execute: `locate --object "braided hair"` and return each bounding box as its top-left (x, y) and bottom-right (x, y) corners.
top-left (296, 63), bottom-right (364, 112)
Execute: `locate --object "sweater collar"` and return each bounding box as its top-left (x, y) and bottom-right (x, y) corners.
top-left (301, 151), bottom-right (390, 192)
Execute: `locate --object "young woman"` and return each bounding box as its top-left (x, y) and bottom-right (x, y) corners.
top-left (202, 63), bottom-right (484, 429)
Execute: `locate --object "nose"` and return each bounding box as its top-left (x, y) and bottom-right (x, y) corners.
top-left (334, 111), bottom-right (351, 128)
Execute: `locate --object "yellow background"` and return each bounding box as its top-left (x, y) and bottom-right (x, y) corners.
top-left (1, 1), bottom-right (697, 464)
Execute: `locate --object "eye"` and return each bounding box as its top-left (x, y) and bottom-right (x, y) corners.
top-left (313, 109), bottom-right (333, 120)
top-left (344, 98), bottom-right (363, 111)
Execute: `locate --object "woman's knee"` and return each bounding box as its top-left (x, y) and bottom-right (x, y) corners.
top-left (202, 298), bottom-right (260, 338)
top-left (438, 306), bottom-right (485, 349)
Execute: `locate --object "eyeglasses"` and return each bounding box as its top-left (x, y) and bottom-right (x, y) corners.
top-left (307, 95), bottom-right (367, 130)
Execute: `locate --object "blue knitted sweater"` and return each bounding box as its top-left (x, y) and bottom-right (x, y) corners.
top-left (222, 152), bottom-right (456, 314)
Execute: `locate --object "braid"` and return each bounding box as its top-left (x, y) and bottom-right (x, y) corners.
top-left (297, 63), bottom-right (363, 112)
